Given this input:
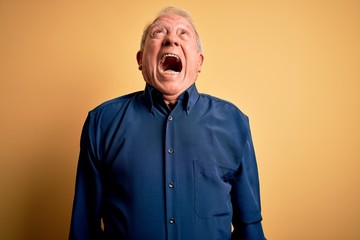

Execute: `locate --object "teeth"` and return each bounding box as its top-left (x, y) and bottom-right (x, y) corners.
top-left (159, 53), bottom-right (182, 74)
top-left (161, 53), bottom-right (180, 63)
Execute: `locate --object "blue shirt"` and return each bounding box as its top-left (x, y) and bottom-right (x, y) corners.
top-left (69, 84), bottom-right (266, 240)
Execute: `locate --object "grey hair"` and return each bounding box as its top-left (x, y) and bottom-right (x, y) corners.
top-left (139, 7), bottom-right (203, 52)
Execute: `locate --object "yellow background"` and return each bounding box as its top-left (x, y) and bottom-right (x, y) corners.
top-left (1, 0), bottom-right (359, 239)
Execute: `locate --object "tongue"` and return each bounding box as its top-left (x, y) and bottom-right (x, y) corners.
top-left (163, 57), bottom-right (181, 72)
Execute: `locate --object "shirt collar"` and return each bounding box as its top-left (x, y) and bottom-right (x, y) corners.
top-left (144, 83), bottom-right (199, 114)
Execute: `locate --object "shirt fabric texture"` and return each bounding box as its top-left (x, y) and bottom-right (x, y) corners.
top-left (69, 83), bottom-right (266, 240)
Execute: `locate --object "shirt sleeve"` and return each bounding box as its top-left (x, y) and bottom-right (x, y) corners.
top-left (69, 114), bottom-right (104, 240)
top-left (231, 117), bottom-right (266, 240)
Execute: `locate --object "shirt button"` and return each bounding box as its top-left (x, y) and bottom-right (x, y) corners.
top-left (168, 115), bottom-right (173, 121)
top-left (169, 217), bottom-right (175, 224)
top-left (169, 181), bottom-right (175, 188)
top-left (168, 148), bottom-right (174, 154)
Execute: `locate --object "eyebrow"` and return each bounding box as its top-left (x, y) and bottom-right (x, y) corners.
top-left (150, 20), bottom-right (193, 32)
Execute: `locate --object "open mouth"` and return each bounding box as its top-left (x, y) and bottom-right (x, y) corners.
top-left (160, 53), bottom-right (182, 74)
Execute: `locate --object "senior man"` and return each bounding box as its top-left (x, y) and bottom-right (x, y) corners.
top-left (69, 6), bottom-right (266, 240)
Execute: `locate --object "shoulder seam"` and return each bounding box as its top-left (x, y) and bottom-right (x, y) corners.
top-left (89, 91), bottom-right (143, 114)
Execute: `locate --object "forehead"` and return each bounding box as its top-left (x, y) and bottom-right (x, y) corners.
top-left (151, 14), bottom-right (194, 30)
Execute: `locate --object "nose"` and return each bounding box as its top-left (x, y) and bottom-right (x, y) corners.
top-left (163, 32), bottom-right (179, 47)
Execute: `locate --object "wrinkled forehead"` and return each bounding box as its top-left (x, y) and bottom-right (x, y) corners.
top-left (140, 12), bottom-right (202, 51)
top-left (151, 14), bottom-right (196, 32)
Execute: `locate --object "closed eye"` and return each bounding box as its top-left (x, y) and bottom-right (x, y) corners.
top-left (151, 26), bottom-right (166, 38)
top-left (179, 29), bottom-right (191, 39)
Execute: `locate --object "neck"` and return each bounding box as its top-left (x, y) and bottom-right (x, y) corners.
top-left (163, 93), bottom-right (179, 105)
top-left (167, 102), bottom-right (177, 110)
top-left (163, 96), bottom-right (178, 110)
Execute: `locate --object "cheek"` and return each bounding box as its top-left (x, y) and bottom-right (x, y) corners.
top-left (141, 54), bottom-right (156, 71)
top-left (185, 45), bottom-right (201, 64)
top-left (144, 50), bottom-right (159, 65)
top-left (188, 54), bottom-right (202, 70)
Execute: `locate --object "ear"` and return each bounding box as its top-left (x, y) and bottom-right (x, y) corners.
top-left (136, 51), bottom-right (143, 70)
top-left (198, 53), bottom-right (204, 73)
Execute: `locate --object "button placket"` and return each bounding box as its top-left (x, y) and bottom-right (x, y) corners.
top-left (164, 113), bottom-right (177, 237)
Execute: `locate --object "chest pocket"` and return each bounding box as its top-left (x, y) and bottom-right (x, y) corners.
top-left (193, 159), bottom-right (234, 219)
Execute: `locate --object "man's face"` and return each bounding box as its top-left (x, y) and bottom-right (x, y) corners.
top-left (137, 14), bottom-right (204, 100)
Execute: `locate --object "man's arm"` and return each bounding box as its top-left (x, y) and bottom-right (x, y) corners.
top-left (69, 115), bottom-right (104, 240)
top-left (232, 222), bottom-right (266, 240)
top-left (231, 119), bottom-right (266, 240)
